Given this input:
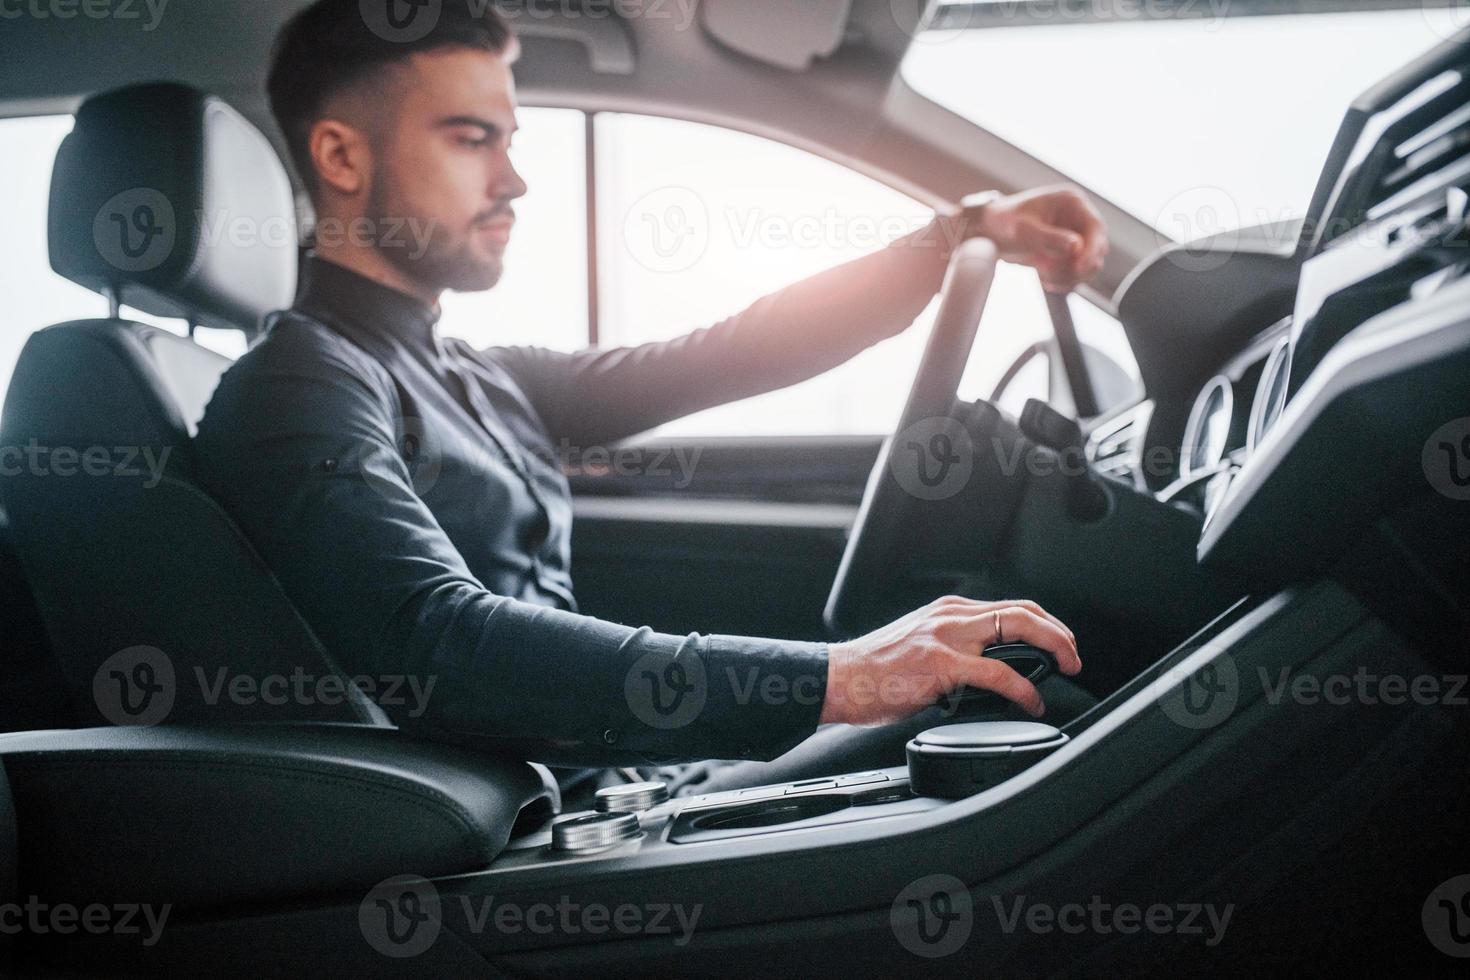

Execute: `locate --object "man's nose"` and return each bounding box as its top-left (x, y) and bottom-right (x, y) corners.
top-left (498, 157), bottom-right (528, 202)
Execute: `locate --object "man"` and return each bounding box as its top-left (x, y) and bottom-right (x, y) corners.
top-left (195, 0), bottom-right (1102, 786)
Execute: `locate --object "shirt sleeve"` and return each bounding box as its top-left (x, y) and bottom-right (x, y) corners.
top-left (493, 221), bottom-right (952, 448)
top-left (193, 316), bottom-right (829, 767)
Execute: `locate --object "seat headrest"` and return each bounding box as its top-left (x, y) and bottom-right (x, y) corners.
top-left (48, 82), bottom-right (298, 334)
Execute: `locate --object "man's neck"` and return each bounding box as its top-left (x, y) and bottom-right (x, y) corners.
top-left (312, 239), bottom-right (442, 312)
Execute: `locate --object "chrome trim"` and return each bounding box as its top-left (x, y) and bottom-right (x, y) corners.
top-left (1247, 335), bottom-right (1293, 455)
top-left (551, 811), bottom-right (642, 852)
top-left (594, 781), bottom-right (670, 814)
top-left (1180, 376), bottom-right (1234, 479)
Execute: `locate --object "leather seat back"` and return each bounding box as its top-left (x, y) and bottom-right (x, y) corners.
top-left (0, 511), bottom-right (72, 733)
top-left (0, 83), bottom-right (384, 727)
top-left (0, 759), bottom-right (13, 971)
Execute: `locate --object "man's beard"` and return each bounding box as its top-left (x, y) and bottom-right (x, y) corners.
top-left (368, 187), bottom-right (505, 294)
top-left (389, 228), bottom-right (505, 294)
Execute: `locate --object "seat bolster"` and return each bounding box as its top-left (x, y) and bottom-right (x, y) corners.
top-left (0, 725), bottom-right (545, 911)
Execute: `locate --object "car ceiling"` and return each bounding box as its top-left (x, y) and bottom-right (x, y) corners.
top-left (0, 0), bottom-right (1163, 302)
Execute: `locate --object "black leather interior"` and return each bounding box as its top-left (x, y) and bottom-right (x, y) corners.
top-left (0, 514), bottom-right (71, 734)
top-left (48, 82), bottom-right (297, 335)
top-left (0, 757), bottom-right (15, 904)
top-left (0, 724), bottom-right (544, 911)
top-left (0, 759), bottom-right (13, 970)
top-left (1, 321), bottom-right (383, 727)
top-left (0, 83), bottom-right (384, 728)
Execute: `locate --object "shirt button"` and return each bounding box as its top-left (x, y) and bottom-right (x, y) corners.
top-left (321, 458), bottom-right (338, 472)
top-left (601, 729), bottom-right (620, 745)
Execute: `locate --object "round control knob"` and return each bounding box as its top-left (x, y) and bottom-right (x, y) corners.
top-left (906, 721), bottom-right (1069, 799)
top-left (594, 780), bottom-right (670, 813)
top-left (551, 811), bottom-right (641, 852)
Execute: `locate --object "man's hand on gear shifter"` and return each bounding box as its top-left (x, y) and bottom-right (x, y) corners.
top-left (820, 597), bottom-right (1082, 726)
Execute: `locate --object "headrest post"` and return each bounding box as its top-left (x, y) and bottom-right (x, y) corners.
top-left (101, 285), bottom-right (120, 320)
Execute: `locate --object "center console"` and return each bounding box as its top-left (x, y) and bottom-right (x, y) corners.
top-left (482, 595), bottom-right (1264, 881)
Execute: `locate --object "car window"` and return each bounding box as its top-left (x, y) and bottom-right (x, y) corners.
top-left (954, 264), bottom-right (1140, 418)
top-left (593, 111), bottom-right (935, 437)
top-left (593, 112), bottom-right (1134, 436)
top-left (903, 4), bottom-right (1465, 241)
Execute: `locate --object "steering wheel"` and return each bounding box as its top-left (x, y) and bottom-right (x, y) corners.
top-left (824, 238), bottom-right (1001, 635)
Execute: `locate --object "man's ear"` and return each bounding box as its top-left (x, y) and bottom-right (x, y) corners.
top-left (309, 118), bottom-right (372, 197)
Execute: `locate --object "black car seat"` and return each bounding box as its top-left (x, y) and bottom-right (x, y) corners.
top-left (0, 82), bottom-right (386, 728)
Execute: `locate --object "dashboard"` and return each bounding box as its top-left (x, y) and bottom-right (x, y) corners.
top-left (1093, 26), bottom-right (1470, 555)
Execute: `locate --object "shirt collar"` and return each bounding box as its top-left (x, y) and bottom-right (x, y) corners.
top-left (298, 254), bottom-right (441, 347)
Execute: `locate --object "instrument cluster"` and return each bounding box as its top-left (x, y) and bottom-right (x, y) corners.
top-left (1165, 318), bottom-right (1294, 521)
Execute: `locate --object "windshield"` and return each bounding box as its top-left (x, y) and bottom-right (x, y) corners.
top-left (902, 4), bottom-right (1467, 242)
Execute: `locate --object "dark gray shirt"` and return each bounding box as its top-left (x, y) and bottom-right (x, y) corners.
top-left (194, 238), bottom-right (947, 765)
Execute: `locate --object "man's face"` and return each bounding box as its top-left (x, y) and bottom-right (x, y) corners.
top-left (367, 46), bottom-right (527, 293)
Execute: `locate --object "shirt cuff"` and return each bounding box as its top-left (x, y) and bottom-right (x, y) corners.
top-left (603, 632), bottom-right (829, 765)
top-left (700, 634), bottom-right (830, 761)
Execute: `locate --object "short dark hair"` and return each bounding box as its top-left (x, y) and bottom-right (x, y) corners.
top-left (267, 0), bottom-right (515, 196)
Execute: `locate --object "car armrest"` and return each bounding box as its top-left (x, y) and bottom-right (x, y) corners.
top-left (0, 723), bottom-right (546, 911)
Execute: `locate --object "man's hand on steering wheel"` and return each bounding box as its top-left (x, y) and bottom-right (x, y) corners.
top-left (948, 185), bottom-right (1110, 294)
top-left (820, 597), bottom-right (1082, 726)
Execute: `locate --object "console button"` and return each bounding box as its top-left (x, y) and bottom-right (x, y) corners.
top-left (594, 781), bottom-right (670, 813)
top-left (551, 811), bottom-right (642, 852)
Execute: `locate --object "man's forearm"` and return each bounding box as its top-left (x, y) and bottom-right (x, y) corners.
top-left (705, 218), bottom-right (956, 390)
top-left (495, 221), bottom-right (955, 449)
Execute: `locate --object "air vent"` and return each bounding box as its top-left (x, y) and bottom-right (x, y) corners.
top-left (1088, 403), bottom-right (1150, 488)
top-left (1366, 71), bottom-right (1470, 221)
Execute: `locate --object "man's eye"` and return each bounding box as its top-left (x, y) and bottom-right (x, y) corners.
top-left (458, 136), bottom-right (491, 149)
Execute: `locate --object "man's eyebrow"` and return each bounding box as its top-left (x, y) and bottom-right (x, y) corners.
top-left (435, 115), bottom-right (518, 137)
